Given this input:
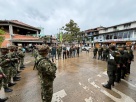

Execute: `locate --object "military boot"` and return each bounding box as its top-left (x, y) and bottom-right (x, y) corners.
top-left (102, 84), bottom-right (111, 90)
top-left (8, 82), bottom-right (16, 87)
top-left (4, 87), bottom-right (13, 92)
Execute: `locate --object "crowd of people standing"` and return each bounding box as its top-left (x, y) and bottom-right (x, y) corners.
top-left (0, 45), bottom-right (25, 102)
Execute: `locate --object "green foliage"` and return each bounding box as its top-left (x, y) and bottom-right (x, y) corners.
top-left (0, 29), bottom-right (5, 46)
top-left (61, 19), bottom-right (80, 43)
top-left (0, 29), bottom-right (5, 35)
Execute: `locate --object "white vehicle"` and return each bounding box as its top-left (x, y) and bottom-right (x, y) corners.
top-left (82, 45), bottom-right (91, 51)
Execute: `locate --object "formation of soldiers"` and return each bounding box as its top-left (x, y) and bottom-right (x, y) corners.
top-left (33, 44), bottom-right (57, 102)
top-left (0, 45), bottom-right (25, 102)
top-left (93, 45), bottom-right (134, 89)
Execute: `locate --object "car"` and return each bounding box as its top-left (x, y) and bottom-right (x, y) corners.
top-left (81, 45), bottom-right (91, 51)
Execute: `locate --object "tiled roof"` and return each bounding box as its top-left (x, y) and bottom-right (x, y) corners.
top-left (0, 20), bottom-right (40, 30)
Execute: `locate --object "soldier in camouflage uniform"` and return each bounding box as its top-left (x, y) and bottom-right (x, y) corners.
top-left (8, 45), bottom-right (19, 85)
top-left (36, 45), bottom-right (57, 102)
top-left (0, 67), bottom-right (8, 102)
top-left (0, 47), bottom-right (13, 92)
top-left (57, 46), bottom-right (62, 60)
top-left (18, 47), bottom-right (25, 70)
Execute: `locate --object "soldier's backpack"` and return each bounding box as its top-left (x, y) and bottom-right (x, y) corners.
top-left (35, 57), bottom-right (57, 80)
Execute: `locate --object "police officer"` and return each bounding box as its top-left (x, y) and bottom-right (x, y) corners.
top-left (36, 45), bottom-right (57, 102)
top-left (103, 45), bottom-right (117, 89)
top-left (126, 45), bottom-right (134, 74)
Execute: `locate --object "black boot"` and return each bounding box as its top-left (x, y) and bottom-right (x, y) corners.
top-left (0, 97), bottom-right (8, 102)
top-left (8, 82), bottom-right (16, 87)
top-left (4, 87), bottom-right (13, 92)
top-left (13, 77), bottom-right (21, 81)
top-left (102, 84), bottom-right (111, 90)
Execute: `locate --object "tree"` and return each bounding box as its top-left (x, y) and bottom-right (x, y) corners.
top-left (40, 35), bottom-right (50, 44)
top-left (0, 29), bottom-right (5, 47)
top-left (61, 19), bottom-right (80, 43)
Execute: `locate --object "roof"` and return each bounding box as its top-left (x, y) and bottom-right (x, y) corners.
top-left (85, 26), bottom-right (105, 33)
top-left (101, 20), bottom-right (136, 30)
top-left (0, 20), bottom-right (40, 31)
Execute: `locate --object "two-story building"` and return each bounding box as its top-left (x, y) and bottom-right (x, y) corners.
top-left (93, 21), bottom-right (136, 48)
top-left (85, 26), bottom-right (105, 47)
top-left (0, 20), bottom-right (43, 47)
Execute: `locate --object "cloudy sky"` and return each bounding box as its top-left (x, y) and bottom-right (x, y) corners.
top-left (0, 0), bottom-right (136, 35)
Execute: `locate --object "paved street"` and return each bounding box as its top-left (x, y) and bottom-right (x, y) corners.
top-left (2, 51), bottom-right (136, 102)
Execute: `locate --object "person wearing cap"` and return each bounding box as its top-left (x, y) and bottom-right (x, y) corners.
top-left (0, 47), bottom-right (13, 92)
top-left (8, 45), bottom-right (20, 83)
top-left (103, 45), bottom-right (117, 89)
top-left (36, 45), bottom-right (57, 102)
top-left (18, 47), bottom-right (25, 70)
top-left (0, 67), bottom-right (8, 102)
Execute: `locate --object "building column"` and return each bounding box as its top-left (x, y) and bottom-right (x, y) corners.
top-left (9, 24), bottom-right (13, 44)
top-left (37, 31), bottom-right (39, 37)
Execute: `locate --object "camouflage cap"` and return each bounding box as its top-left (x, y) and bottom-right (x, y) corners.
top-left (18, 47), bottom-right (22, 50)
top-left (0, 46), bottom-right (9, 53)
top-left (38, 45), bottom-right (49, 55)
top-left (8, 45), bottom-right (15, 50)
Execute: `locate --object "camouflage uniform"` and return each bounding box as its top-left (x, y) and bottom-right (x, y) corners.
top-left (57, 46), bottom-right (62, 59)
top-left (8, 46), bottom-right (18, 82)
top-left (0, 47), bottom-right (13, 92)
top-left (18, 47), bottom-right (25, 69)
top-left (36, 45), bottom-right (57, 102)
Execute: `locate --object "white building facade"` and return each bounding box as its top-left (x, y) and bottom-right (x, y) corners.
top-left (93, 21), bottom-right (136, 47)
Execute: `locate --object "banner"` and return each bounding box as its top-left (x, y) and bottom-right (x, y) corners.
top-left (60, 32), bottom-right (63, 43)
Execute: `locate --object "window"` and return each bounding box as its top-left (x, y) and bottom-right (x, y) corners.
top-left (109, 34), bottom-right (113, 39)
top-left (118, 32), bottom-right (123, 39)
top-left (105, 28), bottom-right (108, 32)
top-left (123, 31), bottom-right (128, 38)
top-left (113, 26), bottom-right (117, 30)
top-left (106, 35), bottom-right (109, 39)
top-left (124, 23), bottom-right (131, 29)
top-left (128, 31), bottom-right (133, 38)
top-left (114, 33), bottom-right (117, 39)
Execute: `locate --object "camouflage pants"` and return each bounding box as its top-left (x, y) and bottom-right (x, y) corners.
top-left (20, 58), bottom-right (24, 67)
top-left (2, 68), bottom-right (10, 88)
top-left (41, 79), bottom-right (53, 102)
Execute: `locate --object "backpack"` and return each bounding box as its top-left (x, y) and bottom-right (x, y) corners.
top-left (36, 57), bottom-right (57, 81)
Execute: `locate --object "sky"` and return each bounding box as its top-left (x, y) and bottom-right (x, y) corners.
top-left (0, 0), bottom-right (136, 35)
